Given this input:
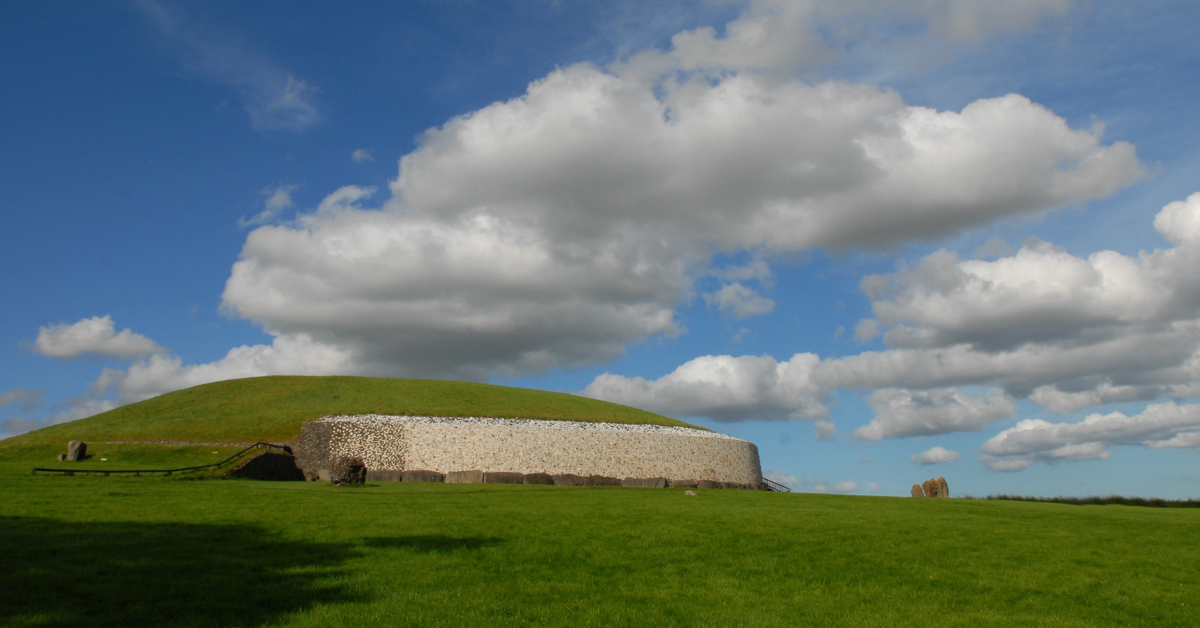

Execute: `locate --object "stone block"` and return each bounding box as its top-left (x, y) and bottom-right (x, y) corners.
top-left (366, 470), bottom-right (403, 482)
top-left (552, 473), bottom-right (586, 486)
top-left (922, 479), bottom-right (937, 498)
top-left (445, 470), bottom-right (484, 484)
top-left (523, 472), bottom-right (555, 485)
top-left (483, 471), bottom-right (525, 484)
top-left (66, 441), bottom-right (87, 462)
top-left (937, 477), bottom-right (949, 498)
top-left (697, 480), bottom-right (723, 489)
top-left (402, 469), bottom-right (444, 483)
top-left (623, 477), bottom-right (670, 488)
top-left (330, 456), bottom-right (366, 485)
top-left (911, 484), bottom-right (924, 498)
top-left (671, 479), bottom-right (699, 488)
top-left (585, 475), bottom-right (622, 487)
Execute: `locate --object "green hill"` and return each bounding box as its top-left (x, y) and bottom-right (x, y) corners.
top-left (1, 376), bottom-right (697, 446)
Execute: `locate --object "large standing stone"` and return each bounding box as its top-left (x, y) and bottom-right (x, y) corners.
top-left (402, 470), bottom-right (445, 483)
top-left (66, 441), bottom-right (87, 462)
top-left (330, 456), bottom-right (366, 485)
top-left (911, 484), bottom-right (924, 498)
top-left (922, 479), bottom-right (937, 498)
top-left (445, 470), bottom-right (484, 484)
top-left (937, 477), bottom-right (949, 498)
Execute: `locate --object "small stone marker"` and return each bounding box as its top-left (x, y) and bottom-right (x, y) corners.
top-left (911, 484), bottom-right (924, 497)
top-left (685, 490), bottom-right (698, 496)
top-left (56, 454), bottom-right (66, 462)
top-left (66, 441), bottom-right (87, 462)
top-left (937, 477), bottom-right (949, 498)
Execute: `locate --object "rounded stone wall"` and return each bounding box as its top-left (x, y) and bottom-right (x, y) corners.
top-left (295, 415), bottom-right (762, 486)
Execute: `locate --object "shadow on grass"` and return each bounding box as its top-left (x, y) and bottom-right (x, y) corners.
top-left (0, 516), bottom-right (361, 628)
top-left (363, 535), bottom-right (505, 553)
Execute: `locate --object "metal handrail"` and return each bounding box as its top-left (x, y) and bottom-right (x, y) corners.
top-left (761, 477), bottom-right (791, 492)
top-left (31, 442), bottom-right (291, 477)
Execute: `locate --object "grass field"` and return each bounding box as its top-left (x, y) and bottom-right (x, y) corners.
top-left (0, 376), bottom-right (696, 447)
top-left (1, 444), bottom-right (1197, 628)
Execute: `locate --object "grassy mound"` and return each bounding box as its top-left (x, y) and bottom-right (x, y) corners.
top-left (1, 376), bottom-right (696, 446)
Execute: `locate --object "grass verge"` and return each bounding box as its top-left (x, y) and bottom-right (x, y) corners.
top-left (1, 461), bottom-right (1197, 627)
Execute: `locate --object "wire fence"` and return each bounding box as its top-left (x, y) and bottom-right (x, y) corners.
top-left (31, 442), bottom-right (291, 477)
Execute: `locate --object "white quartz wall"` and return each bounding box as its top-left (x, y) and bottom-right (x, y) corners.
top-left (297, 415), bottom-right (762, 485)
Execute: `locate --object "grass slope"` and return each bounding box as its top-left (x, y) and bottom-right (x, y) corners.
top-left (1, 376), bottom-right (695, 446)
top-left (1, 472), bottom-right (1197, 627)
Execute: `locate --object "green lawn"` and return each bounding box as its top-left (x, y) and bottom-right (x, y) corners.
top-left (1, 455), bottom-right (1196, 627)
top-left (1, 376), bottom-right (697, 447)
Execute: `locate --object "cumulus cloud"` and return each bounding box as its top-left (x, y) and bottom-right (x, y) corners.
top-left (34, 316), bottom-right (165, 360)
top-left (352, 148), bottom-right (374, 163)
top-left (911, 446), bottom-right (962, 465)
top-left (980, 401), bottom-right (1200, 471)
top-left (582, 353), bottom-right (828, 423)
top-left (855, 387), bottom-right (1016, 439)
top-left (764, 470), bottom-right (800, 487)
top-left (704, 283), bottom-right (776, 319)
top-left (820, 192), bottom-right (1200, 412)
top-left (240, 183), bottom-right (298, 227)
top-left (134, 0), bottom-right (320, 132)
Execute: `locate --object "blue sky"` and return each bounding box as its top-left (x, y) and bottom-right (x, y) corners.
top-left (3, 0), bottom-right (1199, 498)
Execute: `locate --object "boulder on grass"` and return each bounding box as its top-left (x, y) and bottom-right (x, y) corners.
top-left (937, 477), bottom-right (949, 498)
top-left (483, 471), bottom-right (524, 484)
top-left (330, 456), bottom-right (366, 485)
top-left (524, 472), bottom-right (555, 485)
top-left (551, 474), bottom-right (586, 487)
top-left (911, 484), bottom-right (924, 498)
top-left (445, 470), bottom-right (484, 484)
top-left (66, 441), bottom-right (87, 462)
top-left (403, 470), bottom-right (445, 483)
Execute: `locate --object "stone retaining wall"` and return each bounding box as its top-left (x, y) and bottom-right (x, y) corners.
top-left (295, 415), bottom-right (762, 486)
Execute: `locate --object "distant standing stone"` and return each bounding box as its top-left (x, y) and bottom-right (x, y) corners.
top-left (911, 484), bottom-right (924, 498)
top-left (922, 479), bottom-right (937, 498)
top-left (66, 441), bottom-right (87, 462)
top-left (937, 477), bottom-right (949, 498)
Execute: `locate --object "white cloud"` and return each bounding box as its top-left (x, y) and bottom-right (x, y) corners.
top-left (134, 0), bottom-right (319, 132)
top-left (34, 316), bottom-right (165, 360)
top-left (980, 401), bottom-right (1200, 470)
top-left (764, 469), bottom-right (800, 487)
top-left (911, 446), bottom-right (962, 465)
top-left (866, 482), bottom-right (880, 491)
top-left (856, 387), bottom-right (1015, 439)
top-left (704, 283), bottom-right (776, 319)
top-left (0, 389), bottom-right (43, 411)
top-left (110, 334), bottom-right (360, 405)
top-left (811, 481), bottom-right (859, 494)
top-left (583, 353), bottom-right (827, 422)
top-left (813, 419), bottom-right (837, 440)
top-left (240, 183), bottom-right (298, 227)
top-left (352, 148), bottom-right (374, 163)
top-left (854, 319), bottom-right (880, 342)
